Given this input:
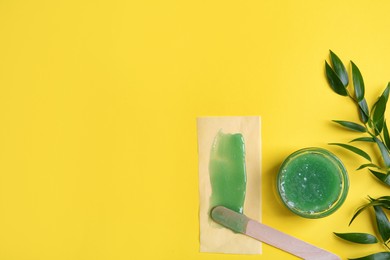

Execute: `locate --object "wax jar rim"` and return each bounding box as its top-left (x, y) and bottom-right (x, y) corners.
top-left (276, 147), bottom-right (349, 219)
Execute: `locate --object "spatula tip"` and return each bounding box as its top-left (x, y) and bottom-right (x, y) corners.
top-left (210, 206), bottom-right (249, 234)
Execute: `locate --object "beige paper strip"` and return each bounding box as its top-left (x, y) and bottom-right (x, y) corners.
top-left (197, 116), bottom-right (262, 254)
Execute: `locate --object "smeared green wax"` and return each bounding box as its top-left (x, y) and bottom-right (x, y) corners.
top-left (209, 131), bottom-right (247, 214)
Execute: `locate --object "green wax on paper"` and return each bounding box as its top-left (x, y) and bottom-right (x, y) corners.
top-left (209, 131), bottom-right (246, 214)
top-left (280, 152), bottom-right (342, 213)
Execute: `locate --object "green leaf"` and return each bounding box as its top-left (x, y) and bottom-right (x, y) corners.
top-left (383, 121), bottom-right (390, 149)
top-left (382, 82), bottom-right (390, 103)
top-left (366, 197), bottom-right (390, 211)
top-left (373, 95), bottom-right (386, 122)
top-left (373, 205), bottom-right (390, 242)
top-left (329, 50), bottom-right (349, 87)
top-left (375, 197), bottom-right (390, 210)
top-left (351, 61), bottom-right (365, 102)
top-left (377, 196), bottom-right (390, 201)
top-left (373, 95), bottom-right (387, 135)
top-left (334, 232), bottom-right (378, 244)
top-left (350, 137), bottom-right (375, 143)
top-left (358, 98), bottom-right (370, 123)
top-left (372, 84), bottom-right (390, 135)
top-left (372, 84), bottom-right (390, 111)
top-left (368, 169), bottom-right (390, 186)
top-left (356, 163), bottom-right (380, 170)
top-left (349, 199), bottom-right (388, 226)
top-left (325, 61), bottom-right (348, 96)
top-left (332, 120), bottom-right (366, 132)
top-left (374, 138), bottom-right (390, 168)
top-left (349, 207), bottom-right (367, 225)
top-left (375, 196), bottom-right (390, 202)
top-left (350, 197), bottom-right (390, 226)
top-left (374, 117), bottom-right (385, 136)
top-left (349, 252), bottom-right (390, 260)
top-left (329, 143), bottom-right (371, 161)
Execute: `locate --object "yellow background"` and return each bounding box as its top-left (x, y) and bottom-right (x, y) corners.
top-left (0, 1), bottom-right (390, 259)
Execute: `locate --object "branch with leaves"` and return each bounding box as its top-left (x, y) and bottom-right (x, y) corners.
top-left (325, 50), bottom-right (390, 259)
top-left (325, 50), bottom-right (390, 184)
top-left (334, 196), bottom-right (390, 259)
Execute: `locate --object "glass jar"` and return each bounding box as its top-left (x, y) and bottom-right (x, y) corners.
top-left (277, 147), bottom-right (349, 218)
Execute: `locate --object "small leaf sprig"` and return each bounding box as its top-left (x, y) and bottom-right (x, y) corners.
top-left (325, 51), bottom-right (390, 259)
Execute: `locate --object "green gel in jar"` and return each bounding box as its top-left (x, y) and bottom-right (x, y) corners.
top-left (277, 147), bottom-right (349, 218)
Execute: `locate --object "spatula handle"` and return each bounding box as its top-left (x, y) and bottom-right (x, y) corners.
top-left (245, 220), bottom-right (340, 260)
